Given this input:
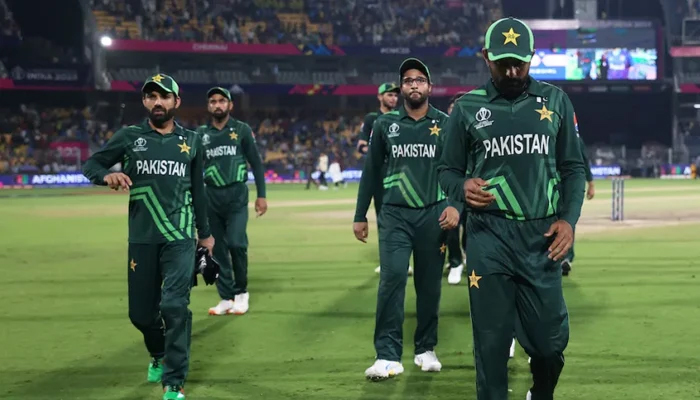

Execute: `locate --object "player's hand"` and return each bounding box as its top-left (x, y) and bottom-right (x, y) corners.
top-left (104, 172), bottom-right (132, 191)
top-left (464, 178), bottom-right (495, 208)
top-left (198, 235), bottom-right (215, 256)
top-left (353, 222), bottom-right (369, 243)
top-left (439, 206), bottom-right (460, 230)
top-left (255, 197), bottom-right (268, 217)
top-left (586, 181), bottom-right (595, 200)
top-left (356, 139), bottom-right (368, 154)
top-left (544, 220), bottom-right (574, 261)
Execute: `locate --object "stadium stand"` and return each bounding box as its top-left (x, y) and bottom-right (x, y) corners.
top-left (0, 0), bottom-right (21, 42)
top-left (91, 0), bottom-right (502, 46)
top-left (0, 105), bottom-right (362, 175)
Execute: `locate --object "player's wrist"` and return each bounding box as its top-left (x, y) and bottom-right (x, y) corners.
top-left (353, 215), bottom-right (368, 223)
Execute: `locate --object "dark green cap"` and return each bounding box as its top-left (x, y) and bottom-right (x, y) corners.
top-left (484, 17), bottom-right (535, 63)
top-left (141, 73), bottom-right (180, 96)
top-left (399, 58), bottom-right (431, 84)
top-left (207, 86), bottom-right (232, 101)
top-left (378, 82), bottom-right (399, 95)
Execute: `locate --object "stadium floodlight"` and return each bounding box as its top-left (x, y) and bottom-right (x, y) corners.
top-left (100, 35), bottom-right (113, 47)
top-left (694, 104), bottom-right (700, 109)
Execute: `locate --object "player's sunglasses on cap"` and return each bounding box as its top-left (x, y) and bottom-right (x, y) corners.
top-left (141, 73), bottom-right (180, 97)
top-left (378, 82), bottom-right (400, 95)
top-left (399, 58), bottom-right (432, 84)
top-left (484, 17), bottom-right (535, 63)
top-left (207, 86), bottom-right (232, 101)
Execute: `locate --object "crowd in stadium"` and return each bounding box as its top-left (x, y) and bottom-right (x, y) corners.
top-left (91, 0), bottom-right (501, 47)
top-left (0, 104), bottom-right (362, 176)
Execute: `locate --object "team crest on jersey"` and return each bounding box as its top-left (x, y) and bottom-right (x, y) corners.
top-left (202, 134), bottom-right (210, 145)
top-left (474, 107), bottom-right (494, 130)
top-left (388, 123), bottom-right (400, 138)
top-left (133, 137), bottom-right (148, 152)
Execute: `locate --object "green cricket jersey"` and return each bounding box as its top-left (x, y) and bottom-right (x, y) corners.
top-left (354, 104), bottom-right (451, 222)
top-left (196, 117), bottom-right (266, 197)
top-left (359, 111), bottom-right (381, 143)
top-left (83, 119), bottom-right (211, 243)
top-left (437, 78), bottom-right (586, 227)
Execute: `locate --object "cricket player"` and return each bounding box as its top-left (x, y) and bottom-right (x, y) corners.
top-left (83, 74), bottom-right (213, 400)
top-left (445, 91), bottom-right (468, 285)
top-left (437, 18), bottom-right (586, 400)
top-left (198, 87), bottom-right (267, 316)
top-left (353, 58), bottom-right (461, 380)
top-left (356, 82), bottom-right (403, 274)
top-left (561, 132), bottom-right (595, 276)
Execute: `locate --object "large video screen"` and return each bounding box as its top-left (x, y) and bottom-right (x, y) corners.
top-left (529, 48), bottom-right (657, 81)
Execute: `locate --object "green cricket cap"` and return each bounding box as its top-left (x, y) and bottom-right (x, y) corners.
top-left (484, 17), bottom-right (535, 63)
top-left (207, 86), bottom-right (232, 101)
top-left (399, 58), bottom-right (431, 84)
top-left (378, 82), bottom-right (399, 95)
top-left (141, 73), bottom-right (180, 97)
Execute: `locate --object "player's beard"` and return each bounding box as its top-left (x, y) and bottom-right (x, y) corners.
top-left (210, 109), bottom-right (228, 123)
top-left (493, 76), bottom-right (528, 100)
top-left (149, 106), bottom-right (175, 128)
top-left (404, 91), bottom-right (428, 109)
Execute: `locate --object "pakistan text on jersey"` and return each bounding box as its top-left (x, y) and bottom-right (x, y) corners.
top-left (206, 146), bottom-right (237, 159)
top-left (391, 144), bottom-right (437, 159)
top-left (482, 134), bottom-right (550, 159)
top-left (136, 160), bottom-right (187, 177)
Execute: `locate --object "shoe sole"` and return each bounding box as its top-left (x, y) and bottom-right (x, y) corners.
top-left (208, 309), bottom-right (235, 316)
top-left (415, 361), bottom-right (442, 372)
top-left (365, 371), bottom-right (402, 381)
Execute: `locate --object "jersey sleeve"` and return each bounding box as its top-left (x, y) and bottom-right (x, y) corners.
top-left (358, 113), bottom-right (375, 143)
top-left (190, 133), bottom-right (211, 239)
top-left (241, 124), bottom-right (267, 198)
top-left (353, 118), bottom-right (385, 223)
top-left (437, 105), bottom-right (470, 203)
top-left (556, 95), bottom-right (587, 227)
top-left (579, 135), bottom-right (593, 182)
top-left (82, 128), bottom-right (127, 185)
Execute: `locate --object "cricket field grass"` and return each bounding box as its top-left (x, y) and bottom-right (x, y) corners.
top-left (1, 179), bottom-right (699, 399)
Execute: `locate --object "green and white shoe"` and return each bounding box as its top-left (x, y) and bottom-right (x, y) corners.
top-left (162, 385), bottom-right (185, 399)
top-left (147, 358), bottom-right (163, 383)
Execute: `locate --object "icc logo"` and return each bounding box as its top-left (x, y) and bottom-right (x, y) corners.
top-left (476, 107), bottom-right (491, 122)
top-left (474, 107), bottom-right (494, 130)
top-left (133, 137), bottom-right (148, 152)
top-left (202, 134), bottom-right (210, 145)
top-left (388, 123), bottom-right (400, 137)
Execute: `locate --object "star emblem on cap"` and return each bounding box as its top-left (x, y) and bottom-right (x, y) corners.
top-left (535, 105), bottom-right (554, 122)
top-left (152, 74), bottom-right (163, 83)
top-left (502, 28), bottom-right (521, 46)
top-left (178, 141), bottom-right (191, 154)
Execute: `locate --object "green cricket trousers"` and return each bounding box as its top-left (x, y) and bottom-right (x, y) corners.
top-left (466, 212), bottom-right (569, 400)
top-left (374, 201), bottom-right (448, 361)
top-left (207, 183), bottom-right (249, 300)
top-left (128, 240), bottom-right (195, 387)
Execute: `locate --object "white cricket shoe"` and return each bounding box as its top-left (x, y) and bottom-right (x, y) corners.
top-left (509, 338), bottom-right (516, 358)
top-left (526, 391), bottom-right (532, 400)
top-left (448, 264), bottom-right (464, 285)
top-left (414, 351), bottom-right (442, 372)
top-left (528, 357), bottom-right (531, 364)
top-left (375, 265), bottom-right (381, 274)
top-left (407, 266), bottom-right (413, 276)
top-left (365, 359), bottom-right (404, 381)
top-left (232, 292), bottom-right (249, 315)
top-left (208, 299), bottom-right (235, 316)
